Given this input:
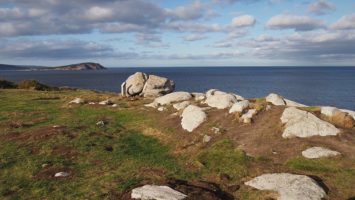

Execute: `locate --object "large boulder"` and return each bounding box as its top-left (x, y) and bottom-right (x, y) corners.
top-left (280, 107), bottom-right (340, 138)
top-left (142, 75), bottom-right (175, 97)
top-left (266, 93), bottom-right (286, 106)
top-left (205, 90), bottom-right (237, 109)
top-left (131, 185), bottom-right (187, 200)
top-left (154, 92), bottom-right (192, 105)
top-left (181, 105), bottom-right (207, 132)
top-left (245, 173), bottom-right (326, 200)
top-left (121, 72), bottom-right (174, 97)
top-left (302, 147), bottom-right (340, 159)
top-left (229, 100), bottom-right (249, 113)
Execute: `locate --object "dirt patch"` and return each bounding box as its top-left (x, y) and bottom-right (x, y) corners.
top-left (35, 165), bottom-right (74, 179)
top-left (115, 179), bottom-right (235, 200)
top-left (2, 125), bottom-right (68, 141)
top-left (52, 145), bottom-right (79, 159)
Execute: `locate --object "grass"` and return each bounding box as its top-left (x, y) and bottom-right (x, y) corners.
top-left (0, 89), bottom-right (354, 199)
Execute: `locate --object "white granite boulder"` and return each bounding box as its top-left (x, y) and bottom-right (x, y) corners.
top-left (302, 147), bottom-right (340, 159)
top-left (284, 99), bottom-right (307, 107)
top-left (69, 98), bottom-right (85, 104)
top-left (131, 185), bottom-right (187, 200)
top-left (205, 90), bottom-right (237, 109)
top-left (245, 173), bottom-right (326, 200)
top-left (173, 101), bottom-right (190, 111)
top-left (181, 105), bottom-right (207, 132)
top-left (321, 106), bottom-right (341, 117)
top-left (280, 107), bottom-right (340, 138)
top-left (241, 109), bottom-right (257, 123)
top-left (154, 92), bottom-right (192, 105)
top-left (266, 93), bottom-right (286, 106)
top-left (121, 72), bottom-right (174, 97)
top-left (229, 100), bottom-right (250, 113)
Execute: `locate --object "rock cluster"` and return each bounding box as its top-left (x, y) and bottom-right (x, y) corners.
top-left (121, 72), bottom-right (175, 97)
top-left (245, 173), bottom-right (326, 200)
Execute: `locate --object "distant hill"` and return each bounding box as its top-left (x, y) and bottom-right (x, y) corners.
top-left (0, 62), bottom-right (106, 71)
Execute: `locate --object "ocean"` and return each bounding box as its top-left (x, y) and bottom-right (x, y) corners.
top-left (1, 67), bottom-right (355, 110)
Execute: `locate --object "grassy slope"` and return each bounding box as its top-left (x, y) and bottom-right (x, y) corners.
top-left (0, 89), bottom-right (354, 200)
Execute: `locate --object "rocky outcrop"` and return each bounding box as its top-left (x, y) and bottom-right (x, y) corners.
top-left (205, 90), bottom-right (237, 109)
top-left (245, 173), bottom-right (326, 200)
top-left (121, 72), bottom-right (174, 97)
top-left (302, 147), bottom-right (340, 159)
top-left (266, 93), bottom-right (286, 106)
top-left (154, 92), bottom-right (192, 105)
top-left (131, 185), bottom-right (187, 200)
top-left (280, 107), bottom-right (340, 138)
top-left (229, 100), bottom-right (249, 113)
top-left (181, 105), bottom-right (207, 132)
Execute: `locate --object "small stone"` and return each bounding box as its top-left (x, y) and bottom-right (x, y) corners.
top-left (203, 135), bottom-right (211, 143)
top-left (54, 172), bottom-right (70, 177)
top-left (158, 107), bottom-right (166, 112)
top-left (88, 102), bottom-right (96, 105)
top-left (69, 98), bottom-right (85, 104)
top-left (211, 127), bottom-right (220, 134)
top-left (112, 104), bottom-right (118, 107)
top-left (96, 120), bottom-right (105, 126)
top-left (99, 99), bottom-right (113, 105)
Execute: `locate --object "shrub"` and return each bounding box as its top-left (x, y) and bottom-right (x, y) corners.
top-left (17, 80), bottom-right (52, 91)
top-left (0, 79), bottom-right (17, 89)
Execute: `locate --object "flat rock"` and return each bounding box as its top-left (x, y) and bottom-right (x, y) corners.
top-left (54, 172), bottom-right (70, 177)
top-left (181, 105), bottom-right (207, 132)
top-left (302, 147), bottom-right (340, 159)
top-left (154, 92), bottom-right (192, 105)
top-left (280, 107), bottom-right (340, 138)
top-left (245, 173), bottom-right (326, 200)
top-left (205, 90), bottom-right (237, 109)
top-left (131, 185), bottom-right (187, 200)
top-left (173, 101), bottom-right (190, 111)
top-left (229, 100), bottom-right (249, 113)
top-left (266, 93), bottom-right (286, 106)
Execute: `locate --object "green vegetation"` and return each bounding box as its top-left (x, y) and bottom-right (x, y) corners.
top-left (0, 79), bottom-right (17, 89)
top-left (17, 80), bottom-right (55, 91)
top-left (0, 88), bottom-right (354, 199)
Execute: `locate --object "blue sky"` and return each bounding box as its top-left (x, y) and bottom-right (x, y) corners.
top-left (0, 0), bottom-right (354, 67)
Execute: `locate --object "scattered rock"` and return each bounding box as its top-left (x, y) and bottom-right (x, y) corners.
top-left (121, 72), bottom-right (175, 97)
top-left (99, 99), bottom-right (113, 105)
top-left (154, 92), bottom-right (192, 105)
top-left (284, 99), bottom-right (307, 107)
top-left (205, 90), bottom-right (237, 109)
top-left (54, 172), bottom-right (70, 178)
top-left (302, 147), bottom-right (341, 159)
top-left (157, 107), bottom-right (166, 112)
top-left (173, 101), bottom-right (190, 111)
top-left (211, 127), bottom-right (221, 134)
top-left (229, 100), bottom-right (249, 113)
top-left (131, 185), bottom-right (187, 200)
top-left (321, 106), bottom-right (340, 117)
top-left (203, 135), bottom-right (211, 143)
top-left (112, 104), bottom-right (118, 107)
top-left (245, 173), bottom-right (326, 200)
top-left (96, 120), bottom-right (105, 126)
top-left (280, 107), bottom-right (340, 138)
top-left (69, 98), bottom-right (85, 104)
top-left (266, 93), bottom-right (286, 106)
top-left (181, 105), bottom-right (207, 132)
top-left (192, 92), bottom-right (206, 101)
top-left (241, 109), bottom-right (257, 123)
top-left (142, 75), bottom-right (175, 97)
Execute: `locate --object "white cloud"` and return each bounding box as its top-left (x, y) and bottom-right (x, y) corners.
top-left (330, 14), bottom-right (355, 30)
top-left (266, 14), bottom-right (325, 31)
top-left (231, 15), bottom-right (256, 27)
top-left (85, 6), bottom-right (113, 21)
top-left (166, 1), bottom-right (204, 20)
top-left (308, 0), bottom-right (336, 15)
top-left (182, 34), bottom-right (207, 41)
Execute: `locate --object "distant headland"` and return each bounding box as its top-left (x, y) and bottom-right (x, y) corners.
top-left (0, 62), bottom-right (106, 71)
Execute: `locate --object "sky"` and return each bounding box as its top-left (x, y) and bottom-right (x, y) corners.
top-left (0, 0), bottom-right (354, 67)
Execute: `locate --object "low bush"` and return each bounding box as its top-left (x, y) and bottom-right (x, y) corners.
top-left (0, 79), bottom-right (17, 89)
